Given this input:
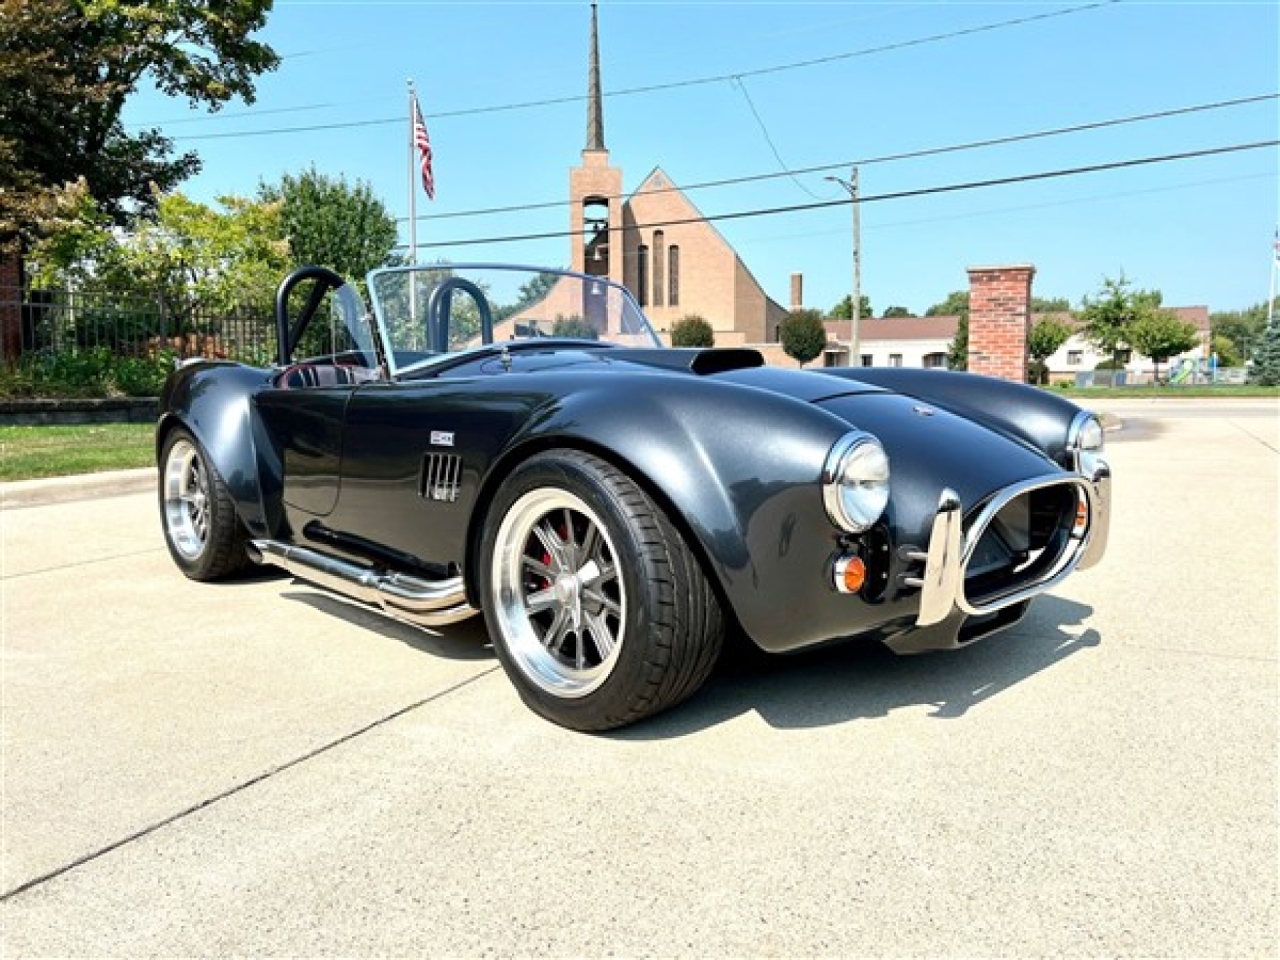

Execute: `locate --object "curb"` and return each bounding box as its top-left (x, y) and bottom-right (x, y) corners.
top-left (0, 467), bottom-right (155, 510)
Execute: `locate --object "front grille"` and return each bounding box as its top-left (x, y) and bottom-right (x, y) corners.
top-left (963, 481), bottom-right (1081, 611)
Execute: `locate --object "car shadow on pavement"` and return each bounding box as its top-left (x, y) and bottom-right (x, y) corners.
top-left (617, 596), bottom-right (1100, 739)
top-left (280, 589), bottom-right (493, 661)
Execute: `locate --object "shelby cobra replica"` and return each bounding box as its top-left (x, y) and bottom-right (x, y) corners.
top-left (158, 264), bottom-right (1110, 731)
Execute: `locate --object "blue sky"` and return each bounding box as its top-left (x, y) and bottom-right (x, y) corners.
top-left (123, 1), bottom-right (1279, 315)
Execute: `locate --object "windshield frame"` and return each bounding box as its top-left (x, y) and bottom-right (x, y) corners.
top-left (365, 263), bottom-right (663, 378)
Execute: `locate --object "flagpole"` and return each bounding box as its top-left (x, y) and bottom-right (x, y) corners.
top-left (407, 79), bottom-right (419, 266)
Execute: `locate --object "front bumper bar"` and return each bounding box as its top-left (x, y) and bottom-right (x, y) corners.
top-left (907, 457), bottom-right (1111, 628)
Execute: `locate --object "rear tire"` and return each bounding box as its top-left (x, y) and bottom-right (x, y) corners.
top-left (479, 450), bottom-right (723, 732)
top-left (159, 428), bottom-right (251, 581)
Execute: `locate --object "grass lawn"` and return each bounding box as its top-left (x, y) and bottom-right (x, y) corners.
top-left (0, 423), bottom-right (155, 482)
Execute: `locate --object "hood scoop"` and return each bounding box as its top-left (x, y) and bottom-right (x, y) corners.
top-left (612, 348), bottom-right (765, 376)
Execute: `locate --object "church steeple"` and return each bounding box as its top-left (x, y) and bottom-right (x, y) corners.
top-left (585, 2), bottom-right (605, 151)
top-left (570, 2), bottom-right (621, 284)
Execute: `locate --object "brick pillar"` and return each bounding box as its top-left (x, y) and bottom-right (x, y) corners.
top-left (0, 252), bottom-right (21, 364)
top-left (967, 264), bottom-right (1034, 381)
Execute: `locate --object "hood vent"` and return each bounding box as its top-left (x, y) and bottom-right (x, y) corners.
top-left (614, 348), bottom-right (765, 376)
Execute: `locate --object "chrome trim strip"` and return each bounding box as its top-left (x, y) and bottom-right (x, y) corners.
top-left (249, 539), bottom-right (478, 627)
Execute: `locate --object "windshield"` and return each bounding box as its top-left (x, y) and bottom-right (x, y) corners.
top-left (367, 264), bottom-right (662, 376)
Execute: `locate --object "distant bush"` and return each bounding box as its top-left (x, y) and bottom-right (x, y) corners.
top-left (551, 315), bottom-right (599, 340)
top-left (780, 309), bottom-right (827, 367)
top-left (671, 314), bottom-right (715, 348)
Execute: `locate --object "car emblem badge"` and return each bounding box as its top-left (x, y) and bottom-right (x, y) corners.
top-left (914, 405), bottom-right (935, 417)
top-left (430, 430), bottom-right (455, 447)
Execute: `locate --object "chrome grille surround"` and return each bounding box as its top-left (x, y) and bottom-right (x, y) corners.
top-left (911, 458), bottom-right (1110, 628)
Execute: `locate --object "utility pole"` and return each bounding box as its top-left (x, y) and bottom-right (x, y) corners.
top-left (826, 167), bottom-right (861, 367)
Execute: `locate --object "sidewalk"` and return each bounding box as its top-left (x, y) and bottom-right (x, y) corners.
top-left (0, 467), bottom-right (155, 510)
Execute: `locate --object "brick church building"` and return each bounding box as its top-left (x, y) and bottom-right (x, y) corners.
top-left (567, 4), bottom-right (788, 348)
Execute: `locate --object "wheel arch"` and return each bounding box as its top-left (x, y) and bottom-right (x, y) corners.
top-left (461, 382), bottom-right (853, 636)
top-left (464, 433), bottom-right (742, 630)
top-left (156, 362), bottom-right (282, 538)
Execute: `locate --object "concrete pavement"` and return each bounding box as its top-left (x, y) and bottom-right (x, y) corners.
top-left (1, 400), bottom-right (1276, 956)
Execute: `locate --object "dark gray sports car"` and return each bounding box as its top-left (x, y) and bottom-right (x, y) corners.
top-left (158, 264), bottom-right (1110, 731)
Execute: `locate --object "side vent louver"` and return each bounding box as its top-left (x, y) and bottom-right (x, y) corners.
top-left (419, 453), bottom-right (463, 502)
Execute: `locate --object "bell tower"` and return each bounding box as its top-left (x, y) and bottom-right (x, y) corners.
top-left (569, 2), bottom-right (623, 285)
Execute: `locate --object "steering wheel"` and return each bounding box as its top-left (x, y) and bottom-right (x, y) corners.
top-left (273, 265), bottom-right (347, 365)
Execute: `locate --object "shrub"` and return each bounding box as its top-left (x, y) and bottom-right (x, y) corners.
top-left (671, 314), bottom-right (715, 348)
top-left (552, 315), bottom-right (599, 340)
top-left (779, 309), bottom-right (827, 367)
top-left (0, 347), bottom-right (175, 399)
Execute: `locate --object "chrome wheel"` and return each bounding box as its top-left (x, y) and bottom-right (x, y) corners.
top-left (492, 488), bottom-right (626, 698)
top-left (163, 437), bottom-right (210, 561)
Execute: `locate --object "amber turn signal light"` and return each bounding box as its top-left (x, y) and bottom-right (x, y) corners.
top-left (833, 554), bottom-right (867, 594)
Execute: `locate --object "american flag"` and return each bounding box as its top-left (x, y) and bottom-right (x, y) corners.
top-left (412, 95), bottom-right (435, 200)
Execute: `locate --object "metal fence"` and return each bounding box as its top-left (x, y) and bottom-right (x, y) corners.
top-left (1, 285), bottom-right (276, 364)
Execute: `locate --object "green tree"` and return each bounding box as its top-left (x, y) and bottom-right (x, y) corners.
top-left (514, 272), bottom-right (559, 310)
top-left (1079, 275), bottom-right (1164, 367)
top-left (1129, 310), bottom-right (1199, 383)
top-left (780, 308), bottom-right (827, 367)
top-left (1210, 334), bottom-right (1242, 368)
top-left (925, 291), bottom-right (971, 369)
top-left (1027, 316), bottom-right (1073, 384)
top-left (0, 0), bottom-right (279, 249)
top-left (925, 291), bottom-right (969, 316)
top-left (1248, 321), bottom-right (1280, 386)
top-left (831, 294), bottom-right (873, 321)
top-left (946, 316), bottom-right (969, 371)
top-left (1031, 296), bottom-right (1071, 312)
top-left (671, 314), bottom-right (715, 347)
top-left (260, 167), bottom-right (397, 281)
top-left (881, 305), bottom-right (914, 318)
top-left (1211, 298), bottom-right (1275, 366)
top-left (33, 191), bottom-right (289, 328)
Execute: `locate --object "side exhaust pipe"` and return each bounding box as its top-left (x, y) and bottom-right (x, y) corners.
top-left (249, 539), bottom-right (477, 627)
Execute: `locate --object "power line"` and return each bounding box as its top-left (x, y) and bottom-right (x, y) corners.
top-left (398, 92), bottom-right (1278, 224)
top-left (166, 1), bottom-right (1119, 142)
top-left (392, 140), bottom-right (1279, 251)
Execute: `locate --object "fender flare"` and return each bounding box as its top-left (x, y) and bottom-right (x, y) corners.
top-left (157, 362), bottom-right (282, 538)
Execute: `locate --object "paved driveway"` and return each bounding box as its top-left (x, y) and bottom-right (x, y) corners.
top-left (1, 400), bottom-right (1276, 956)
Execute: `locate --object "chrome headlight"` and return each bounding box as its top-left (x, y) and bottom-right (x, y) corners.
top-left (1068, 411), bottom-right (1105, 472)
top-left (1075, 415), bottom-right (1104, 452)
top-left (823, 433), bottom-right (890, 533)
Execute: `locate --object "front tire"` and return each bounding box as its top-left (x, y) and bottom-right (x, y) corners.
top-left (159, 428), bottom-right (250, 581)
top-left (479, 451), bottom-right (724, 732)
